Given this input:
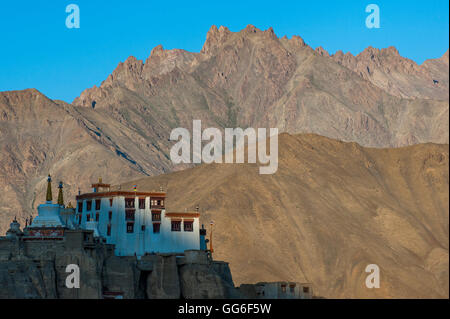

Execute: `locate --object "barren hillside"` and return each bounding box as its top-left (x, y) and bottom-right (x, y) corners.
top-left (118, 133), bottom-right (449, 298)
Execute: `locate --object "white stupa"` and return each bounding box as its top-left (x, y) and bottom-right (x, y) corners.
top-left (6, 217), bottom-right (23, 239)
top-left (29, 175), bottom-right (64, 228)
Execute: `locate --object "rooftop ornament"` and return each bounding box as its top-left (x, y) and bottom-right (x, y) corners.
top-left (46, 174), bottom-right (53, 203)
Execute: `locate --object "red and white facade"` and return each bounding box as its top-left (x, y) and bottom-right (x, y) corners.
top-left (75, 183), bottom-right (201, 257)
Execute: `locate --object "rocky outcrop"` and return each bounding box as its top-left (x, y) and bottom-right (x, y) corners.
top-left (178, 251), bottom-right (239, 298)
top-left (146, 255), bottom-right (180, 298)
top-left (0, 235), bottom-right (242, 299)
top-left (0, 259), bottom-right (56, 298)
top-left (315, 46), bottom-right (330, 57)
top-left (102, 256), bottom-right (136, 298)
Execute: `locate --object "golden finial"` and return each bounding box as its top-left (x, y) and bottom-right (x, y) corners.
top-left (57, 181), bottom-right (64, 206)
top-left (99, 177), bottom-right (102, 183)
top-left (46, 174), bottom-right (53, 202)
top-left (67, 202), bottom-right (73, 208)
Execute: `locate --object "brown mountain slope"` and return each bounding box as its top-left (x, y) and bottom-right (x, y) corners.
top-left (73, 25), bottom-right (449, 148)
top-left (117, 133), bottom-right (449, 298)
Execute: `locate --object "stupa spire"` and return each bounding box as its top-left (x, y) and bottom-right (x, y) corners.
top-left (46, 174), bottom-right (53, 202)
top-left (57, 181), bottom-right (64, 206)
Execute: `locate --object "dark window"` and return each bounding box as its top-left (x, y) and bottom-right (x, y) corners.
top-left (139, 198), bottom-right (145, 209)
top-left (95, 199), bottom-right (101, 210)
top-left (171, 220), bottom-right (181, 232)
top-left (86, 200), bottom-right (92, 211)
top-left (184, 221), bottom-right (193, 232)
top-left (125, 198), bottom-right (135, 209)
top-left (157, 199), bottom-right (161, 206)
top-left (86, 214), bottom-right (91, 222)
top-left (77, 202), bottom-right (83, 213)
top-left (125, 210), bottom-right (135, 221)
top-left (96, 212), bottom-right (100, 222)
top-left (109, 198), bottom-right (113, 206)
top-left (78, 214), bottom-right (82, 224)
top-left (141, 225), bottom-right (145, 231)
top-left (108, 211), bottom-right (112, 220)
top-left (126, 222), bottom-right (134, 233)
top-left (303, 287), bottom-right (309, 294)
top-left (152, 211), bottom-right (161, 221)
top-left (107, 224), bottom-right (111, 236)
top-left (153, 223), bottom-right (160, 233)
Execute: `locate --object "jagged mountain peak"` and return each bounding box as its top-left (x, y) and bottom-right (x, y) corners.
top-left (201, 25), bottom-right (234, 55)
top-left (315, 46), bottom-right (330, 57)
top-left (150, 44), bottom-right (165, 57)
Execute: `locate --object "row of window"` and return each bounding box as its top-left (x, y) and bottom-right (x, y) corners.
top-left (125, 210), bottom-right (161, 221)
top-left (126, 222), bottom-right (161, 234)
top-left (280, 284), bottom-right (309, 294)
top-left (258, 286), bottom-right (309, 296)
top-left (171, 220), bottom-right (193, 232)
top-left (78, 210), bottom-right (162, 224)
top-left (125, 198), bottom-right (164, 209)
top-left (78, 212), bottom-right (193, 235)
top-left (125, 221), bottom-right (193, 234)
top-left (79, 210), bottom-right (113, 223)
top-left (78, 198), bottom-right (164, 212)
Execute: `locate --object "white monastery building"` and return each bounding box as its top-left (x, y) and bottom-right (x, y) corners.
top-left (28, 176), bottom-right (206, 257)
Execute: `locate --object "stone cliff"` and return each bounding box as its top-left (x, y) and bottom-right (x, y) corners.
top-left (0, 230), bottom-right (241, 299)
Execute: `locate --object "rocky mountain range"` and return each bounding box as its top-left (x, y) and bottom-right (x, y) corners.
top-left (0, 25), bottom-right (448, 298)
top-left (74, 25), bottom-right (449, 148)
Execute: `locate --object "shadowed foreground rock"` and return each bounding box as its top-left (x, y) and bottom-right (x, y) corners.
top-left (0, 229), bottom-right (261, 299)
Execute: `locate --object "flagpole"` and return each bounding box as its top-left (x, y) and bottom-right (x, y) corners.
top-left (210, 221), bottom-right (214, 254)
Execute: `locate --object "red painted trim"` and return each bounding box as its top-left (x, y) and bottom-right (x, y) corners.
top-left (165, 212), bottom-right (200, 218)
top-left (76, 191), bottom-right (166, 200)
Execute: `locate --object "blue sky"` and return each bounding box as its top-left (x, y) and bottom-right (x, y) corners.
top-left (0, 0), bottom-right (448, 102)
